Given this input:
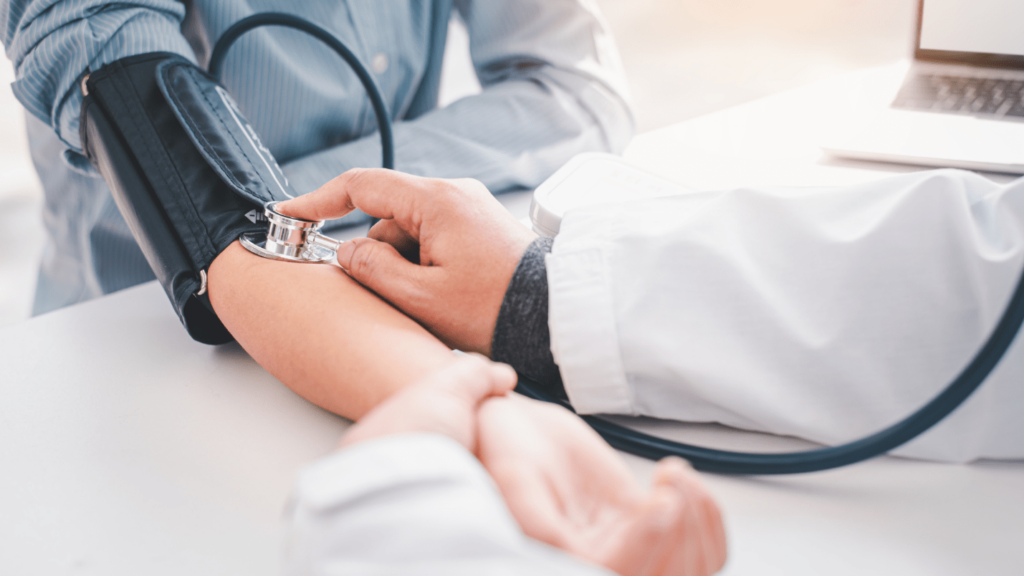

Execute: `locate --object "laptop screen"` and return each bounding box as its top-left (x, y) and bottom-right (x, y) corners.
top-left (916, 0), bottom-right (1024, 67)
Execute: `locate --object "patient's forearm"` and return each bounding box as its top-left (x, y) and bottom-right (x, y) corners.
top-left (207, 242), bottom-right (455, 420)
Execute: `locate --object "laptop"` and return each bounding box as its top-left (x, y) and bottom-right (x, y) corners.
top-left (819, 0), bottom-right (1024, 174)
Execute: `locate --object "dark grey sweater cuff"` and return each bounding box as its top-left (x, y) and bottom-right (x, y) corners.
top-left (490, 237), bottom-right (567, 401)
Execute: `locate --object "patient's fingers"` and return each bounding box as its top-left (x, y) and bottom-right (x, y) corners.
top-left (477, 397), bottom-right (577, 551)
top-left (602, 457), bottom-right (726, 576)
top-left (603, 484), bottom-right (683, 576)
top-left (668, 460), bottom-right (726, 575)
top-left (489, 460), bottom-right (574, 549)
top-left (655, 459), bottom-right (727, 576)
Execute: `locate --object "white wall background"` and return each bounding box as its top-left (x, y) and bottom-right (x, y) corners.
top-left (0, 0), bottom-right (916, 328)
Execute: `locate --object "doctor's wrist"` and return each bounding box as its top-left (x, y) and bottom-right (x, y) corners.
top-left (490, 237), bottom-right (568, 402)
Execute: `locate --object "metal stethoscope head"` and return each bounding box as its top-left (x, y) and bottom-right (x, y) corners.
top-left (239, 201), bottom-right (342, 263)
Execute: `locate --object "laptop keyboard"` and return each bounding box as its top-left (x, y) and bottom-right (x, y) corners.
top-left (893, 74), bottom-right (1024, 118)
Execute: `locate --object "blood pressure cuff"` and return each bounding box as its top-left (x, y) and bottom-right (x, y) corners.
top-left (79, 52), bottom-right (297, 344)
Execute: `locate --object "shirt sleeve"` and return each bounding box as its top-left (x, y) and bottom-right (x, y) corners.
top-left (2, 0), bottom-right (195, 157)
top-left (546, 169), bottom-right (1024, 463)
top-left (281, 0), bottom-right (634, 195)
top-left (284, 433), bottom-right (612, 576)
top-left (491, 236), bottom-right (567, 399)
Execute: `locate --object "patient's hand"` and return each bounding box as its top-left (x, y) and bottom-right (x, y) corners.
top-left (338, 354), bottom-right (726, 575)
top-left (477, 395), bottom-right (727, 576)
top-left (277, 169), bottom-right (534, 355)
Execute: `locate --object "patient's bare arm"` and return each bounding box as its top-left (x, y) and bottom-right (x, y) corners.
top-left (207, 241), bottom-right (456, 420)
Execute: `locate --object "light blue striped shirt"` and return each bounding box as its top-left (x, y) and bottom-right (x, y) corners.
top-left (2, 0), bottom-right (633, 314)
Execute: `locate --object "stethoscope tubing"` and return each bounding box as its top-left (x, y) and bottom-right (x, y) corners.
top-left (208, 12), bottom-right (395, 172)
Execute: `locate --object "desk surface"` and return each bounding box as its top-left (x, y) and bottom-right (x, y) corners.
top-left (3, 64), bottom-right (1023, 575)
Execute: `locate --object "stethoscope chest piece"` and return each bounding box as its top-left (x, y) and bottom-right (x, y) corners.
top-left (240, 201), bottom-right (342, 263)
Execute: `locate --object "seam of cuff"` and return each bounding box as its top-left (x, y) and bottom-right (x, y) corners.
top-left (546, 247), bottom-right (634, 415)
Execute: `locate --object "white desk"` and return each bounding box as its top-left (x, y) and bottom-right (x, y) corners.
top-left (3, 64), bottom-right (1023, 575)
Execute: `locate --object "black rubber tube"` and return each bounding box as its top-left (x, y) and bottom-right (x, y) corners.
top-left (518, 256), bottom-right (1024, 474)
top-left (208, 13), bottom-right (394, 171)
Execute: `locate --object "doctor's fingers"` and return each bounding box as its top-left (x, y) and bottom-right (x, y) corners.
top-left (275, 177), bottom-right (355, 222)
top-left (414, 354), bottom-right (517, 403)
top-left (368, 218), bottom-right (420, 262)
top-left (336, 237), bottom-right (449, 323)
top-left (281, 168), bottom-right (479, 237)
top-left (337, 236), bottom-right (425, 292)
top-left (275, 168), bottom-right (410, 222)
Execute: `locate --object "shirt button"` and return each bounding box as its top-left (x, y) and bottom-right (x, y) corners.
top-left (372, 53), bottom-right (389, 74)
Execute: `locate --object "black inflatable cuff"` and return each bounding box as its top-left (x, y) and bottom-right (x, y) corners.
top-left (80, 52), bottom-right (296, 344)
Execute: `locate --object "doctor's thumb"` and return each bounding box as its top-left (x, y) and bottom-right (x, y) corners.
top-left (336, 237), bottom-right (425, 306)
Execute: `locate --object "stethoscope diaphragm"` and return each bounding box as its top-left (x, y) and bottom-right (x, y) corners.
top-left (240, 201), bottom-right (342, 263)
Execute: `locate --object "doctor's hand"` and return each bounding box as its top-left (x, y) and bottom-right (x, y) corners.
top-left (339, 354), bottom-right (517, 451)
top-left (477, 396), bottom-right (728, 576)
top-left (277, 169), bottom-right (535, 356)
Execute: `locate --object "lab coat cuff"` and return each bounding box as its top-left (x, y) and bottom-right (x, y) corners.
top-left (546, 248), bottom-right (635, 415)
top-left (292, 433), bottom-right (494, 512)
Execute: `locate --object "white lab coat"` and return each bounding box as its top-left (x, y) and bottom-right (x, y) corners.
top-left (284, 434), bottom-right (611, 575)
top-left (547, 169), bottom-right (1024, 462)
top-left (285, 170), bottom-right (1023, 572)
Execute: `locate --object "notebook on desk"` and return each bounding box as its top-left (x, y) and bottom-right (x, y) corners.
top-left (819, 0), bottom-right (1024, 174)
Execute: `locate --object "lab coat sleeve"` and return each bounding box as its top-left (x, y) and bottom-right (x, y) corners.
top-left (281, 0), bottom-right (634, 196)
top-left (547, 169), bottom-right (1024, 462)
top-left (284, 433), bottom-right (612, 576)
top-left (2, 0), bottom-right (195, 157)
